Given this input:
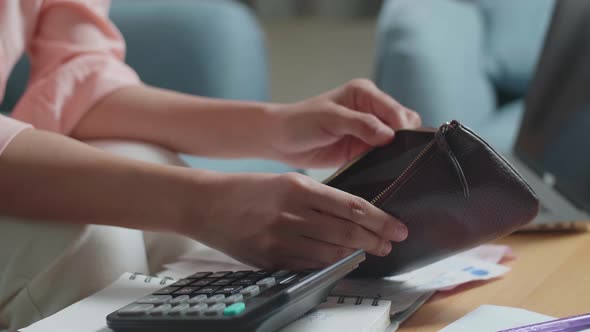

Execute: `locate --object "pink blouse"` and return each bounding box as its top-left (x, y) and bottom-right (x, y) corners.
top-left (0, 0), bottom-right (140, 155)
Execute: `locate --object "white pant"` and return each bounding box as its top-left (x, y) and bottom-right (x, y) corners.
top-left (0, 141), bottom-right (202, 331)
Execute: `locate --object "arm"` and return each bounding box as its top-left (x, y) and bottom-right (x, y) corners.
top-left (0, 128), bottom-right (407, 269)
top-left (71, 79), bottom-right (421, 168)
top-left (0, 127), bottom-right (204, 232)
top-left (71, 85), bottom-right (281, 159)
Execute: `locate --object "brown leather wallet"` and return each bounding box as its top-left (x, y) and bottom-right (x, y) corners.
top-left (324, 120), bottom-right (539, 277)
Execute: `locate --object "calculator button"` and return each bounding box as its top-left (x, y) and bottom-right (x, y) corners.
top-left (204, 303), bottom-right (226, 316)
top-left (206, 294), bottom-right (226, 304)
top-left (193, 286), bottom-right (221, 295)
top-left (240, 285), bottom-right (260, 298)
top-left (187, 272), bottom-right (212, 279)
top-left (191, 278), bottom-right (216, 286)
top-left (153, 287), bottom-right (180, 295)
top-left (208, 271), bottom-right (232, 278)
top-left (117, 303), bottom-right (154, 316)
top-left (250, 270), bottom-right (271, 278)
top-left (174, 287), bottom-right (200, 295)
top-left (188, 294), bottom-right (208, 304)
top-left (217, 285), bottom-right (243, 296)
top-left (225, 294), bottom-right (244, 304)
top-left (226, 271), bottom-right (250, 278)
top-left (233, 278), bottom-right (258, 286)
top-left (223, 302), bottom-right (246, 317)
top-left (168, 303), bottom-right (190, 316)
top-left (169, 295), bottom-right (190, 305)
top-left (170, 279), bottom-right (193, 287)
top-left (256, 277), bottom-right (276, 289)
top-left (149, 304), bottom-right (172, 316)
top-left (185, 303), bottom-right (208, 316)
top-left (211, 278), bottom-right (237, 286)
top-left (137, 295), bottom-right (172, 305)
top-left (271, 270), bottom-right (292, 278)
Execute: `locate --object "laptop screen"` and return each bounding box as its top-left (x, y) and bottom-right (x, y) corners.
top-left (515, 0), bottom-right (590, 213)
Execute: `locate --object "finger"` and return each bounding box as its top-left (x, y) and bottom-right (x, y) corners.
top-left (291, 209), bottom-right (391, 257)
top-left (328, 104), bottom-right (395, 146)
top-left (332, 136), bottom-right (372, 161)
top-left (296, 136), bottom-right (371, 167)
top-left (345, 79), bottom-right (422, 129)
top-left (365, 90), bottom-right (421, 129)
top-left (345, 137), bottom-right (372, 161)
top-left (307, 183), bottom-right (408, 242)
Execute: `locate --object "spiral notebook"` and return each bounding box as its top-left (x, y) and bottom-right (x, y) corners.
top-left (20, 272), bottom-right (392, 332)
top-left (20, 273), bottom-right (175, 332)
top-left (282, 296), bottom-right (391, 332)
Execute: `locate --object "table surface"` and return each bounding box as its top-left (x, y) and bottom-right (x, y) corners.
top-left (398, 231), bottom-right (590, 331)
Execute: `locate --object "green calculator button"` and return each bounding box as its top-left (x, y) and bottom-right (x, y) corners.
top-left (223, 302), bottom-right (246, 316)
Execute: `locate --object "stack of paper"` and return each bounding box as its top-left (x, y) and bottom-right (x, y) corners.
top-left (281, 296), bottom-right (392, 332)
top-left (331, 244), bottom-right (512, 324)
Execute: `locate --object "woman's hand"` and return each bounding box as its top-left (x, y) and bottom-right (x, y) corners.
top-left (268, 79), bottom-right (421, 168)
top-left (184, 171), bottom-right (408, 270)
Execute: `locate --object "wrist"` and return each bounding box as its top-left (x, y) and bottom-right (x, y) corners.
top-left (263, 102), bottom-right (293, 161)
top-left (114, 163), bottom-right (193, 234)
top-left (248, 101), bottom-right (286, 160)
top-left (165, 168), bottom-right (235, 239)
top-left (172, 170), bottom-right (277, 247)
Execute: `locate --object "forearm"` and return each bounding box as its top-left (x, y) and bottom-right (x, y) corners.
top-left (0, 129), bottom-right (216, 232)
top-left (71, 85), bottom-right (281, 159)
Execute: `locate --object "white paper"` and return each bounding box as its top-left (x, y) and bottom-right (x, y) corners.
top-left (459, 244), bottom-right (513, 263)
top-left (386, 244), bottom-right (512, 292)
top-left (281, 296), bottom-right (392, 332)
top-left (440, 305), bottom-right (552, 332)
top-left (20, 273), bottom-right (174, 332)
top-left (385, 256), bottom-right (510, 292)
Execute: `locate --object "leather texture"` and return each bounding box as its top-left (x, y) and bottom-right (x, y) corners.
top-left (325, 120), bottom-right (539, 277)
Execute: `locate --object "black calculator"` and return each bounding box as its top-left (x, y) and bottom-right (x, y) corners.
top-left (106, 250), bottom-right (365, 332)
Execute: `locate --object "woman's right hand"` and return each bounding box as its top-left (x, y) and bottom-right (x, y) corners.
top-left (183, 172), bottom-right (408, 270)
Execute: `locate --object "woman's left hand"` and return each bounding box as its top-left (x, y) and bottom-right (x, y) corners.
top-left (268, 79), bottom-right (421, 168)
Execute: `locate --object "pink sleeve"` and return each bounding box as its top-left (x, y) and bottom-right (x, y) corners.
top-left (0, 115), bottom-right (33, 155)
top-left (11, 0), bottom-right (141, 135)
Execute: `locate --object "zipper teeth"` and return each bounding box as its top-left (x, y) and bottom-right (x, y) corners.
top-left (370, 140), bottom-right (436, 206)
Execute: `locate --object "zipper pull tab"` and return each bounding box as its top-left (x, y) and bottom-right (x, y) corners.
top-left (436, 121), bottom-right (470, 198)
top-left (440, 121), bottom-right (451, 134)
top-left (439, 120), bottom-right (460, 135)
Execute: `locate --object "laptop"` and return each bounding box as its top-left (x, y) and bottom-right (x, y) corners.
top-left (508, 0), bottom-right (590, 231)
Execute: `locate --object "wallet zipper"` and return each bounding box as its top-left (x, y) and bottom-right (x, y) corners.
top-left (369, 121), bottom-right (469, 206)
top-left (369, 139), bottom-right (437, 206)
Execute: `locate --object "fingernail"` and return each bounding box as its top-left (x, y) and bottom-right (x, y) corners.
top-left (378, 126), bottom-right (395, 137)
top-left (381, 241), bottom-right (392, 256)
top-left (393, 224), bottom-right (408, 242)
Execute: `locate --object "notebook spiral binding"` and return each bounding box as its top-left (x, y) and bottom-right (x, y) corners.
top-left (128, 272), bottom-right (175, 285)
top-left (335, 295), bottom-right (382, 306)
